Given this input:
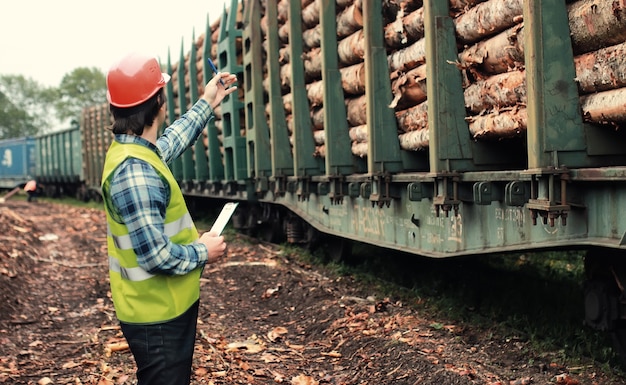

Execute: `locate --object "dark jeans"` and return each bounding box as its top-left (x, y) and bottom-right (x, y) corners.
top-left (120, 301), bottom-right (199, 385)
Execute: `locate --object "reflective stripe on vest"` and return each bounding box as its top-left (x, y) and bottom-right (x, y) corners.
top-left (109, 256), bottom-right (154, 281)
top-left (108, 212), bottom-right (194, 250)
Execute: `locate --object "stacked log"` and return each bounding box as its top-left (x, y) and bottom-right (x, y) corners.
top-left (268, 0), bottom-right (432, 157)
top-left (459, 0), bottom-right (626, 140)
top-left (81, 103), bottom-right (114, 189)
top-left (277, 0), bottom-right (365, 156)
top-left (455, 0), bottom-right (526, 140)
top-left (570, 0), bottom-right (626, 127)
top-left (168, 0), bottom-right (626, 167)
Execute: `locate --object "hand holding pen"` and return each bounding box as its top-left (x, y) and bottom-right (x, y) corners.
top-left (202, 63), bottom-right (237, 108)
top-left (207, 58), bottom-right (226, 86)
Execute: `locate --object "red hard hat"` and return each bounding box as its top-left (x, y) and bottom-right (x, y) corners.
top-left (106, 53), bottom-right (171, 108)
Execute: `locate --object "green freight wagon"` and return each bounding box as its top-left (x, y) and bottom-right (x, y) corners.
top-left (82, 0), bottom-right (626, 362)
top-left (0, 137), bottom-right (35, 189)
top-left (36, 125), bottom-right (84, 198)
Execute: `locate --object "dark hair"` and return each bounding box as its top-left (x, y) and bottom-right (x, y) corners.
top-left (109, 88), bottom-right (165, 135)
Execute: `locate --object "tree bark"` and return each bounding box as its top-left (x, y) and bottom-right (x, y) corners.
top-left (286, 114), bottom-right (293, 135)
top-left (346, 95), bottom-right (368, 126)
top-left (390, 64), bottom-right (427, 110)
top-left (352, 142), bottom-right (368, 158)
top-left (283, 93), bottom-right (293, 114)
top-left (313, 129), bottom-right (326, 145)
top-left (388, 37), bottom-right (426, 72)
top-left (454, 0), bottom-right (523, 45)
top-left (349, 124), bottom-right (368, 142)
top-left (398, 129), bottom-right (429, 151)
top-left (338, 29), bottom-right (365, 67)
top-left (467, 106), bottom-right (527, 139)
top-left (307, 81), bottom-right (324, 107)
top-left (304, 47), bottom-right (322, 81)
top-left (450, 0), bottom-right (488, 13)
top-left (279, 23), bottom-right (290, 44)
top-left (568, 0), bottom-right (626, 55)
top-left (340, 62), bottom-right (367, 95)
top-left (303, 25), bottom-right (321, 49)
top-left (464, 69), bottom-right (526, 113)
top-left (458, 23), bottom-right (525, 76)
top-left (395, 101), bottom-right (429, 133)
top-left (277, 0), bottom-right (289, 23)
top-left (302, 0), bottom-right (321, 29)
top-left (580, 87), bottom-right (626, 124)
top-left (280, 64), bottom-right (291, 93)
top-left (314, 145), bottom-right (326, 158)
top-left (337, 0), bottom-right (363, 39)
top-left (384, 6), bottom-right (424, 49)
top-left (574, 42), bottom-right (626, 94)
top-left (311, 107), bottom-right (324, 130)
top-left (336, 0), bottom-right (355, 10)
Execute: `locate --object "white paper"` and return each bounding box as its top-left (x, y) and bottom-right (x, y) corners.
top-left (209, 202), bottom-right (239, 235)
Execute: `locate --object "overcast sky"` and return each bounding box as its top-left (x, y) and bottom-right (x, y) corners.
top-left (0, 0), bottom-right (230, 87)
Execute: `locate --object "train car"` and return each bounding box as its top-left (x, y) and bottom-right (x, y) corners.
top-left (79, 104), bottom-right (113, 200)
top-left (35, 125), bottom-right (85, 198)
top-left (0, 136), bottom-right (35, 189)
top-left (81, 0), bottom-right (626, 360)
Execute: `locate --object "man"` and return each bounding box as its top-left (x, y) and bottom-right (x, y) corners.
top-left (24, 179), bottom-right (37, 202)
top-left (101, 52), bottom-right (237, 385)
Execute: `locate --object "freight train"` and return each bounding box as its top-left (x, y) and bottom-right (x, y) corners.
top-left (3, 0), bottom-right (626, 362)
top-left (0, 137), bottom-right (35, 190)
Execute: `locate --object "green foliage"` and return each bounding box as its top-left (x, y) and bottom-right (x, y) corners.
top-left (55, 67), bottom-right (106, 123)
top-left (0, 75), bottom-right (56, 139)
top-left (0, 67), bottom-right (107, 138)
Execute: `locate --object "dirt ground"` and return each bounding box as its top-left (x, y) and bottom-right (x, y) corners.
top-left (1, 199), bottom-right (625, 385)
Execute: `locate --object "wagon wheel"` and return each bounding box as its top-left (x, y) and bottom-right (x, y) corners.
top-left (325, 235), bottom-right (353, 264)
top-left (584, 249), bottom-right (626, 365)
top-left (610, 322), bottom-right (626, 365)
top-left (257, 207), bottom-right (285, 244)
top-left (258, 219), bottom-right (283, 243)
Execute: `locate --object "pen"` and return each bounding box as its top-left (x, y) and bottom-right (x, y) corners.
top-left (207, 58), bottom-right (225, 86)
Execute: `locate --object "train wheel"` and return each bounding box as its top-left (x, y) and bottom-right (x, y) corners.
top-left (325, 235), bottom-right (353, 264)
top-left (303, 224), bottom-right (320, 252)
top-left (584, 249), bottom-right (626, 365)
top-left (611, 322), bottom-right (626, 365)
top-left (258, 208), bottom-right (285, 244)
top-left (258, 220), bottom-right (280, 243)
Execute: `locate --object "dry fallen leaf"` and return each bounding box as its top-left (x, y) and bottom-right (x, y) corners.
top-left (321, 350), bottom-right (342, 358)
top-left (290, 374), bottom-right (319, 385)
top-left (194, 367), bottom-right (209, 376)
top-left (267, 326), bottom-right (288, 342)
top-left (104, 342), bottom-right (129, 357)
top-left (62, 361), bottom-right (81, 369)
top-left (285, 342), bottom-right (305, 351)
top-left (225, 340), bottom-right (265, 353)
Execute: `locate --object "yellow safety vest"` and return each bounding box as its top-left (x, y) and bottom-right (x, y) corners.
top-left (101, 141), bottom-right (201, 324)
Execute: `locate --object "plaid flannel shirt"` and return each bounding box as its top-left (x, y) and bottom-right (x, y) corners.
top-left (108, 99), bottom-right (214, 275)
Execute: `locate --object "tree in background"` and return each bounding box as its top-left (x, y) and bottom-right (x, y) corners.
top-left (0, 67), bottom-right (106, 139)
top-left (0, 75), bottom-right (58, 139)
top-left (55, 67), bottom-right (106, 124)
